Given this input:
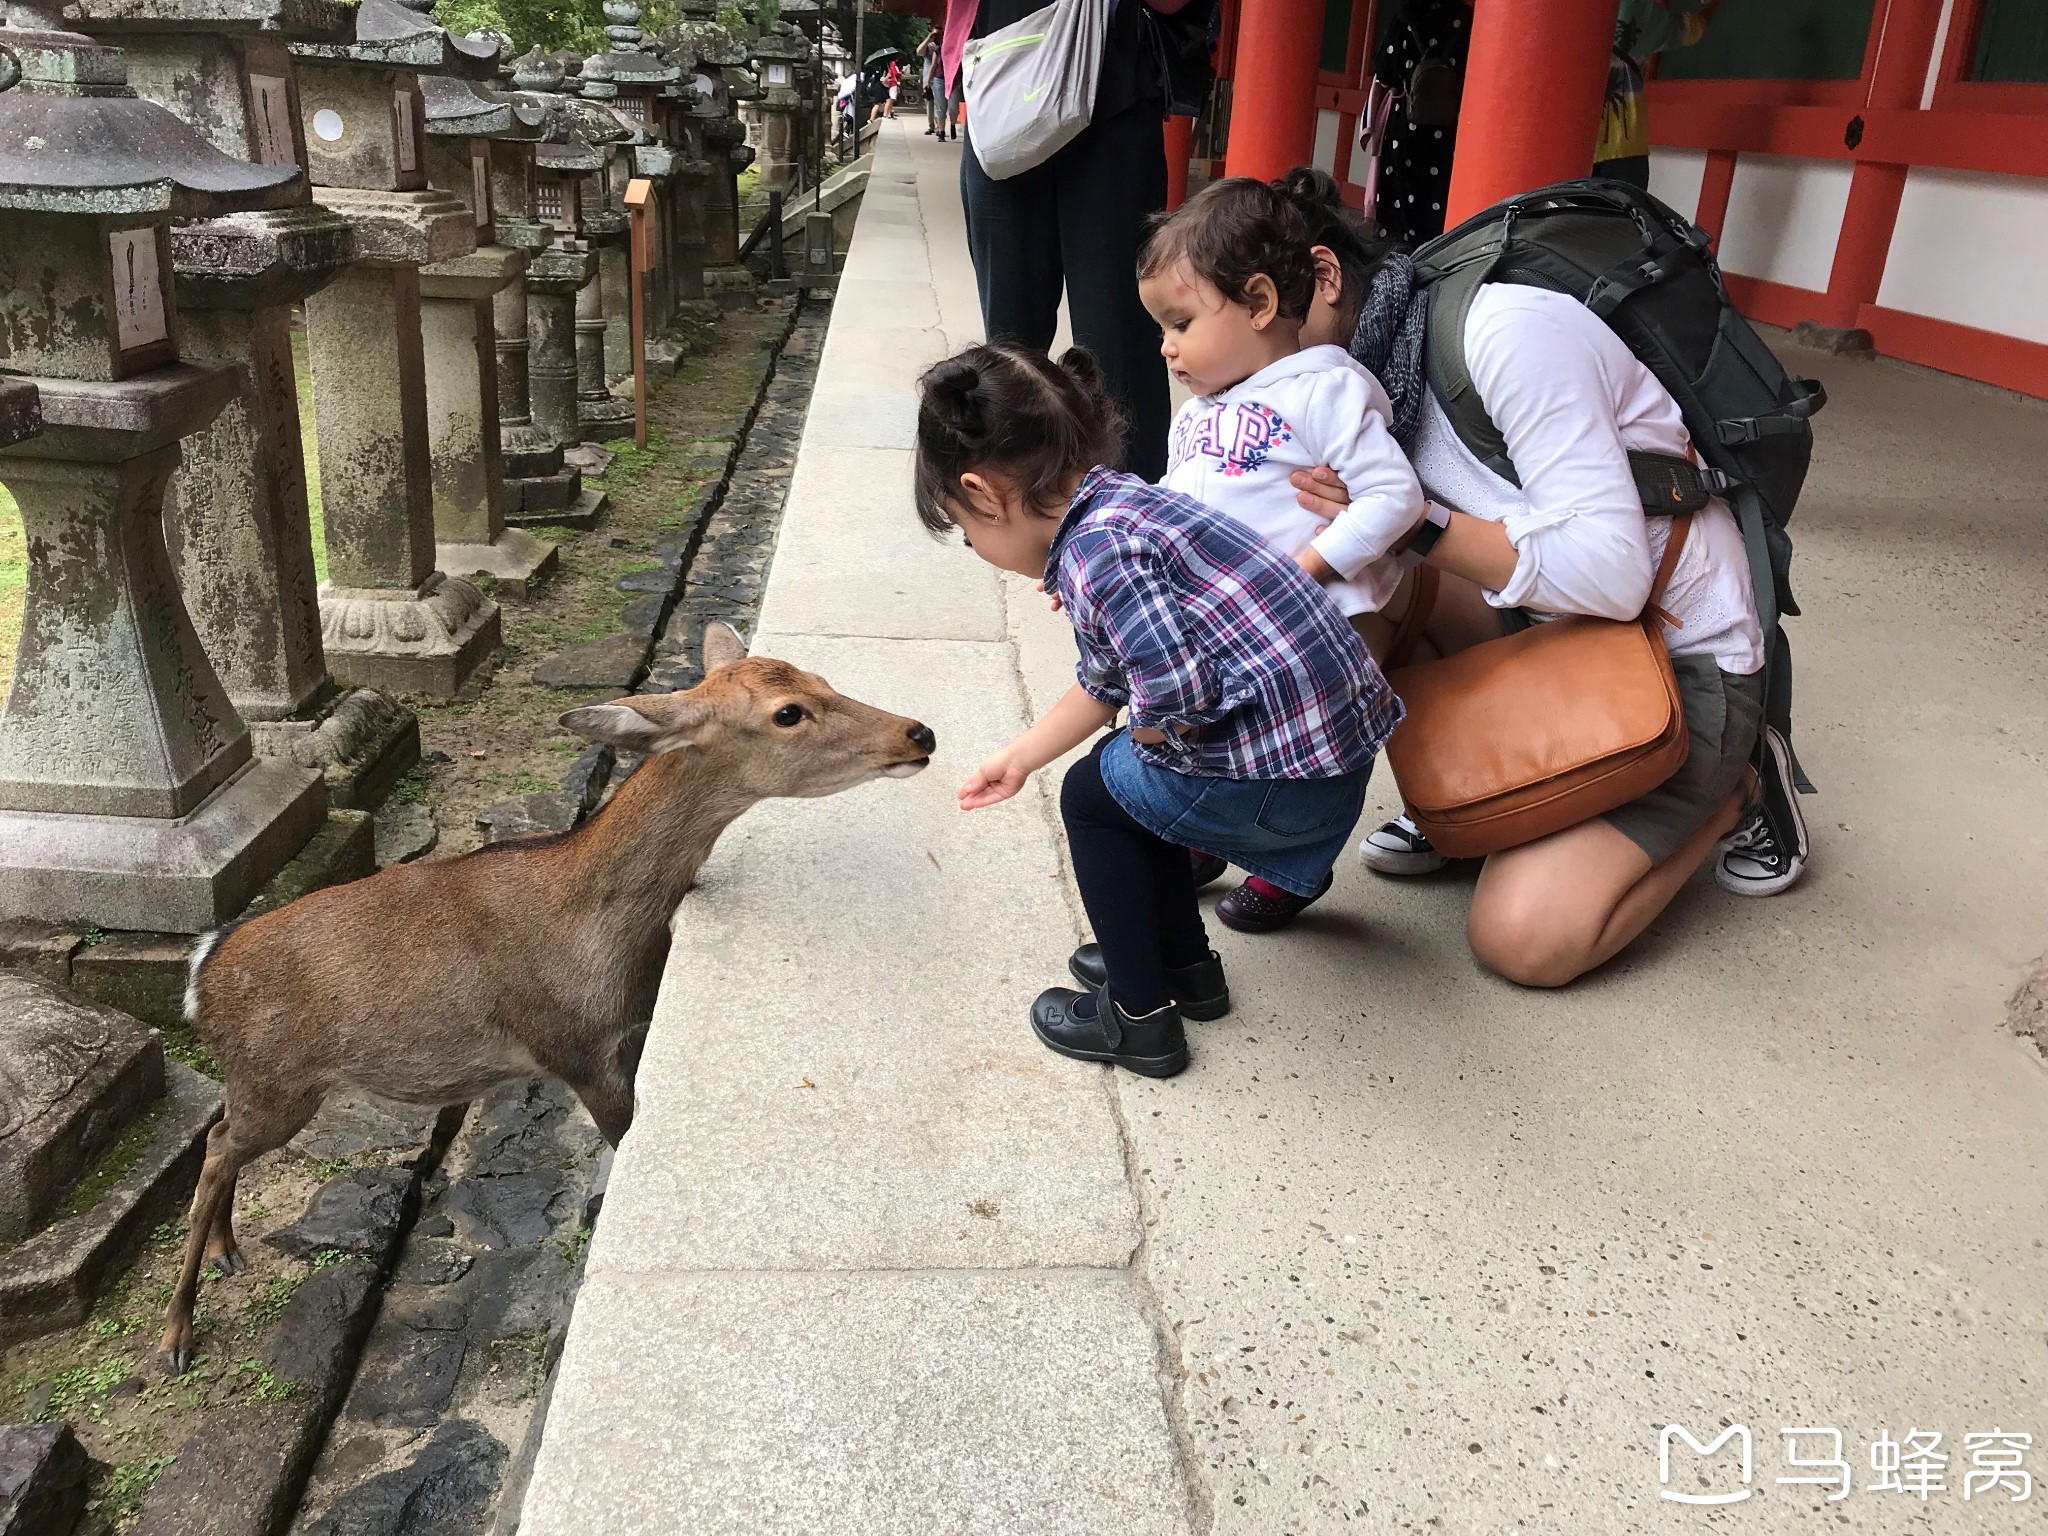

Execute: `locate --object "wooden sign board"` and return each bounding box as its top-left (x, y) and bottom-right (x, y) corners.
top-left (625, 177), bottom-right (655, 273)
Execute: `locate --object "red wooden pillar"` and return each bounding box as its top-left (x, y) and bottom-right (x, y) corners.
top-left (1444, 0), bottom-right (1614, 225)
top-left (1814, 0), bottom-right (1947, 327)
top-left (1164, 115), bottom-right (1196, 210)
top-left (1225, 0), bottom-right (1322, 181)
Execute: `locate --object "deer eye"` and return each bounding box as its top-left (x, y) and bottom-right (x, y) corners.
top-left (772, 704), bottom-right (808, 728)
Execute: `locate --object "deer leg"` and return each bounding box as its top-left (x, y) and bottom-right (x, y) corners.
top-left (158, 1089), bottom-right (319, 1376)
top-left (568, 1068), bottom-right (635, 1148)
top-left (204, 1166), bottom-right (246, 1276)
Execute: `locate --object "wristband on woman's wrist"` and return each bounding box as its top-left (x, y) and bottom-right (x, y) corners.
top-left (1399, 501), bottom-right (1451, 564)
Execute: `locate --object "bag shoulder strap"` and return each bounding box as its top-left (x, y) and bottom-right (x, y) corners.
top-left (1643, 512), bottom-right (1692, 631)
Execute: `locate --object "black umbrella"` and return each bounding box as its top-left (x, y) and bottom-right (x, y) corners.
top-left (863, 46), bottom-right (908, 63)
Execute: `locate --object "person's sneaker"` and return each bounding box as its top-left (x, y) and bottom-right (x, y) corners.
top-left (1716, 725), bottom-right (1809, 896)
top-left (1189, 849), bottom-right (1229, 889)
top-left (1359, 815), bottom-right (1448, 876)
top-left (1030, 988), bottom-right (1188, 1077)
top-left (1215, 871), bottom-right (1334, 934)
top-left (1068, 946), bottom-right (1231, 1021)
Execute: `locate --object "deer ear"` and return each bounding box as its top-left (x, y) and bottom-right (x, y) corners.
top-left (559, 700), bottom-right (692, 754)
top-left (702, 621), bottom-right (748, 673)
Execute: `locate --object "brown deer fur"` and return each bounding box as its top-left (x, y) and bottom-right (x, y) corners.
top-left (157, 624), bottom-right (932, 1373)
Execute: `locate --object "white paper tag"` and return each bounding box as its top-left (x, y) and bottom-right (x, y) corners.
top-left (110, 228), bottom-right (168, 350)
top-left (248, 73), bottom-right (297, 166)
top-left (393, 89), bottom-right (418, 174)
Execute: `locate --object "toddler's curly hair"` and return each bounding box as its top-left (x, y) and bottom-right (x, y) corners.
top-left (1139, 176), bottom-right (1319, 321)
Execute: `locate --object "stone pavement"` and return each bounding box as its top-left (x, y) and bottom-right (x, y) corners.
top-left (523, 121), bottom-right (2048, 1533)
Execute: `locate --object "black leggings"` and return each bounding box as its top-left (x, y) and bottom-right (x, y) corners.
top-left (1061, 739), bottom-right (1210, 1015)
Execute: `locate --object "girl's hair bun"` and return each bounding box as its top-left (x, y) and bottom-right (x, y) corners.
top-left (1275, 165), bottom-right (1346, 215)
top-left (922, 357), bottom-right (987, 437)
top-left (1055, 347), bottom-right (1103, 390)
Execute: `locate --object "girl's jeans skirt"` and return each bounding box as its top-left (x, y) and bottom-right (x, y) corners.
top-left (1061, 732), bottom-right (1372, 1014)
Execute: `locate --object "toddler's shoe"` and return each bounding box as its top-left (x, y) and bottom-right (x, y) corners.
top-left (1067, 946), bottom-right (1231, 1020)
top-left (1189, 849), bottom-right (1229, 889)
top-left (1215, 871), bottom-right (1333, 933)
top-left (1360, 814), bottom-right (1448, 875)
top-left (1031, 987), bottom-right (1188, 1078)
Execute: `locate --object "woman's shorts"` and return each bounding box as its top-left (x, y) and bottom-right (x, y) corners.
top-left (1097, 731), bottom-right (1371, 897)
top-left (1603, 653), bottom-right (1763, 864)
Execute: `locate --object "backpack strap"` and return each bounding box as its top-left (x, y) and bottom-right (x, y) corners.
top-left (1422, 248), bottom-right (1518, 483)
top-left (1643, 512), bottom-right (1693, 631)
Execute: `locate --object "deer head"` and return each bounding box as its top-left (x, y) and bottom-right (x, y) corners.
top-left (561, 623), bottom-right (935, 799)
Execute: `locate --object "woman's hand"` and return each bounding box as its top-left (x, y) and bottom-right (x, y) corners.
top-left (1291, 465), bottom-right (1352, 522)
top-left (959, 749), bottom-right (1029, 811)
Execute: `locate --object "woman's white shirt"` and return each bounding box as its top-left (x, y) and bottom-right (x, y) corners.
top-left (1407, 284), bottom-right (1766, 675)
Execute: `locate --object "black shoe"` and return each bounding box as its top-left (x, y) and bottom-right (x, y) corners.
top-left (1189, 849), bottom-right (1228, 889)
top-left (1067, 946), bottom-right (1230, 1021)
top-left (1030, 988), bottom-right (1188, 1077)
top-left (1215, 871), bottom-right (1334, 934)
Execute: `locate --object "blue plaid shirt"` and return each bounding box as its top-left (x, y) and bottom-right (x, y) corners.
top-left (1048, 468), bottom-right (1403, 780)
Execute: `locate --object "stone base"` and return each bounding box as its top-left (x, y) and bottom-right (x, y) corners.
top-left (250, 688), bottom-right (421, 813)
top-left (703, 266), bottom-right (758, 310)
top-left (506, 485), bottom-right (607, 532)
top-left (0, 759), bottom-right (328, 935)
top-left (504, 440), bottom-right (566, 480)
top-left (0, 974), bottom-right (167, 1243)
top-left (0, 1060), bottom-right (222, 1346)
top-left (1791, 319), bottom-right (1875, 356)
top-left (438, 527), bottom-right (560, 595)
top-left (321, 574), bottom-right (503, 699)
top-left (577, 393), bottom-right (635, 441)
top-left (506, 465), bottom-right (582, 515)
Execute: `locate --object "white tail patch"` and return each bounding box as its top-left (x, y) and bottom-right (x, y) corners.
top-left (185, 929), bottom-right (223, 1023)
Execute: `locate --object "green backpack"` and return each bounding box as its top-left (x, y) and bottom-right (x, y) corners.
top-left (1413, 178), bottom-right (1825, 791)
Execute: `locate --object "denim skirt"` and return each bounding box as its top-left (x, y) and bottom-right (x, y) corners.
top-left (1096, 731), bottom-right (1372, 897)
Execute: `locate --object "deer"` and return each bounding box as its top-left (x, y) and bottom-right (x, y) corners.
top-left (158, 623), bottom-right (933, 1374)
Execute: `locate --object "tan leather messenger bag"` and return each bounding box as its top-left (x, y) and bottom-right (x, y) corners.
top-left (1382, 514), bottom-right (1694, 859)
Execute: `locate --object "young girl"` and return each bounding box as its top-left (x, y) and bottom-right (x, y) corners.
top-left (1137, 175), bottom-right (1429, 929)
top-left (914, 343), bottom-right (1402, 1078)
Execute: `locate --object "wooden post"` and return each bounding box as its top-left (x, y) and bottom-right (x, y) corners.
top-left (1444, 0), bottom-right (1615, 225)
top-left (625, 177), bottom-right (653, 452)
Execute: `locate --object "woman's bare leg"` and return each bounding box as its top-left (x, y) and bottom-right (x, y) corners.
top-left (1466, 786), bottom-right (1746, 987)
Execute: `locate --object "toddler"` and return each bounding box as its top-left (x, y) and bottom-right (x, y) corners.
top-left (913, 342), bottom-right (1403, 1078)
top-left (1140, 176), bottom-right (1425, 641)
top-left (1138, 176), bottom-right (1428, 928)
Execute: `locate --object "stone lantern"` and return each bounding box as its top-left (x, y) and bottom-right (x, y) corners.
top-left (0, 14), bottom-right (330, 932)
top-left (60, 0), bottom-right (429, 811)
top-left (570, 56), bottom-right (638, 440)
top-left (584, 0), bottom-right (680, 377)
top-left (288, 0), bottom-right (504, 696)
top-left (747, 24), bottom-right (810, 198)
top-left (522, 53), bottom-right (618, 479)
top-left (650, 40), bottom-right (714, 326)
top-left (419, 71), bottom-right (558, 590)
top-left (674, 13), bottom-right (753, 271)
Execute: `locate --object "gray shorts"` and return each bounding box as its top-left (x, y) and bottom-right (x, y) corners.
top-left (1603, 653), bottom-right (1763, 864)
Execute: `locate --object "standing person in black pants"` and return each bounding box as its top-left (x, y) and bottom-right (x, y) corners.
top-left (956, 0), bottom-right (1194, 481)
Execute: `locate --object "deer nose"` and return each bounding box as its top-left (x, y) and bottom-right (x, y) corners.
top-left (906, 723), bottom-right (936, 754)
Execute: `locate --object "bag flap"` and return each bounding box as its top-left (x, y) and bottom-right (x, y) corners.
top-left (1386, 618), bottom-right (1678, 810)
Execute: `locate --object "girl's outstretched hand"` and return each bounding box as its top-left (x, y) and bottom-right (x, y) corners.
top-left (1034, 578), bottom-right (1064, 614)
top-left (959, 750), bottom-right (1028, 811)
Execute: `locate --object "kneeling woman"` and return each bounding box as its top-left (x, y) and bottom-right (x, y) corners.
top-left (1276, 169), bottom-right (1783, 988)
top-left (915, 343), bottom-right (1402, 1075)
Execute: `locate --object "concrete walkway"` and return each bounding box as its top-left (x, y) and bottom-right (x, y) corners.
top-left (523, 122), bottom-right (2048, 1533)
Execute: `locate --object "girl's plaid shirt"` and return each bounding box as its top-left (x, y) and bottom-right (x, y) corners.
top-left (1048, 467), bottom-right (1404, 780)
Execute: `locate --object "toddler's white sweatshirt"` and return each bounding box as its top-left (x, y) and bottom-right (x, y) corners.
top-left (1161, 344), bottom-right (1423, 616)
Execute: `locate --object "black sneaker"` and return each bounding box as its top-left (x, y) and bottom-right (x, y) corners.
top-left (1359, 815), bottom-right (1447, 875)
top-left (1189, 849), bottom-right (1229, 889)
top-left (1031, 988), bottom-right (1188, 1077)
top-left (1716, 726), bottom-right (1810, 896)
top-left (1214, 871), bottom-right (1334, 934)
top-left (1067, 946), bottom-right (1230, 1021)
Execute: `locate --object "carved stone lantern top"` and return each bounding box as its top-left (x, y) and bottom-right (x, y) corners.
top-left (289, 0), bottom-right (497, 79)
top-left (0, 21), bottom-right (300, 219)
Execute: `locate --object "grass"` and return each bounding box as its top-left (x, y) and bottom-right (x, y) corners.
top-left (56, 1104), bottom-right (165, 1222)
